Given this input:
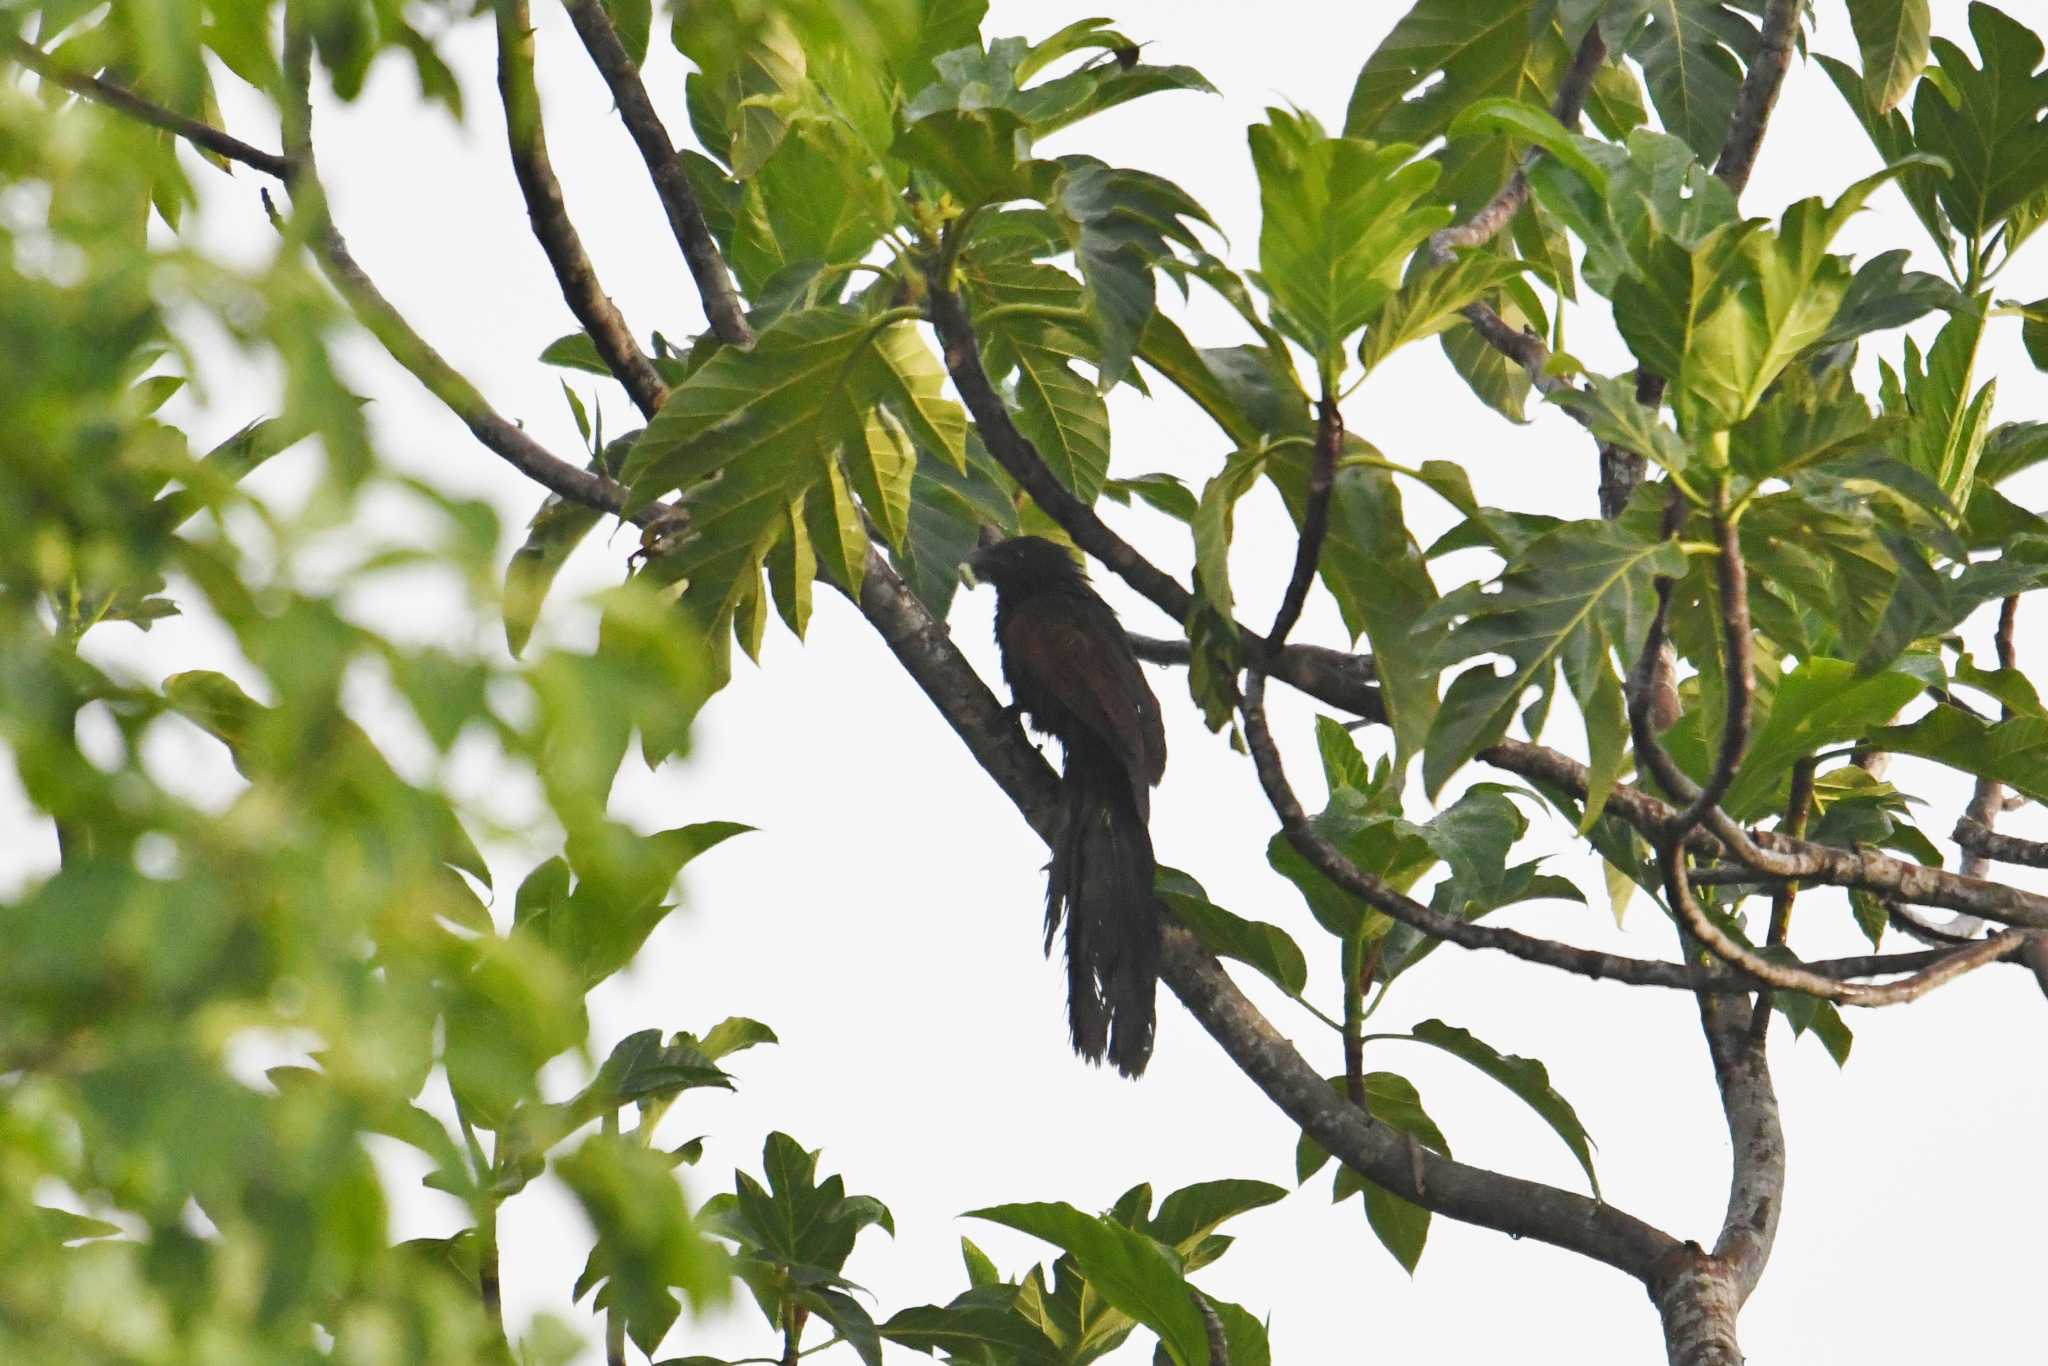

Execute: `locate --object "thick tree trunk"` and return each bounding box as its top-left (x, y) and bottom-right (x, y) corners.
top-left (1656, 1249), bottom-right (1745, 1365)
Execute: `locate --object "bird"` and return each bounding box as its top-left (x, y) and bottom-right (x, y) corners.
top-left (965, 536), bottom-right (1166, 1077)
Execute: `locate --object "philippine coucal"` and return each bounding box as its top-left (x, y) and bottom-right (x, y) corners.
top-left (966, 536), bottom-right (1165, 1077)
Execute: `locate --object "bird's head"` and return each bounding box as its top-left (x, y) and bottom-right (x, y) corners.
top-left (962, 535), bottom-right (1086, 595)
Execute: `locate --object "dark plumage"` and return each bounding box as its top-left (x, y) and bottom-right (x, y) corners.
top-left (966, 536), bottom-right (1165, 1077)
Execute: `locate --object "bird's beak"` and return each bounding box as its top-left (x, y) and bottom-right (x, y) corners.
top-left (960, 541), bottom-right (992, 588)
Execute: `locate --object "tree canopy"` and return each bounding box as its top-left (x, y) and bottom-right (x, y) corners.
top-left (4, 1), bottom-right (2048, 1364)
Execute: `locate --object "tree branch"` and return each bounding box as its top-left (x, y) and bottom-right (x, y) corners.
top-left (1666, 510), bottom-right (1751, 839)
top-left (926, 281), bottom-right (1401, 721)
top-left (826, 531), bottom-right (1685, 1288)
top-left (1131, 627), bottom-right (2048, 933)
top-left (1426, 26), bottom-right (1608, 263)
top-left (1456, 301), bottom-right (1577, 402)
top-left (559, 0), bottom-right (754, 348)
top-left (1955, 817), bottom-right (2048, 870)
top-left (274, 7), bottom-right (643, 531)
top-left (494, 0), bottom-right (668, 418)
top-left (1162, 923), bottom-right (1679, 1281)
top-left (1713, 0), bottom-right (1805, 195)
top-left (1621, 526), bottom-right (2030, 1004)
top-left (5, 36), bottom-right (292, 179)
top-left (1704, 1024), bottom-right (1781, 1304)
top-left (926, 283), bottom-right (1192, 614)
top-left (1264, 394), bottom-right (1342, 650)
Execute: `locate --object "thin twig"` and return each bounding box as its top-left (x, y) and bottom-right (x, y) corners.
top-left (1598, 372), bottom-right (1667, 520)
top-left (1955, 817), bottom-right (2048, 871)
top-left (5, 36), bottom-right (292, 178)
top-left (271, 9), bottom-right (648, 531)
top-left (1160, 924), bottom-right (1679, 1280)
top-left (1660, 842), bottom-right (2026, 1005)
top-left (1194, 1290), bottom-right (1229, 1366)
top-left (1265, 394), bottom-right (1342, 650)
top-left (1129, 629), bottom-right (2048, 932)
top-left (844, 538), bottom-right (1685, 1283)
top-left (1246, 673), bottom-right (1841, 993)
top-left (560, 0), bottom-right (754, 347)
top-left (1749, 756), bottom-right (1816, 1037)
top-left (494, 0), bottom-right (668, 418)
top-left (1713, 0), bottom-right (1805, 195)
top-left (1427, 27), bottom-right (1608, 263)
top-left (1457, 301), bottom-right (1577, 401)
top-left (1622, 503), bottom-right (2030, 1002)
top-left (1667, 509), bottom-right (1751, 839)
top-left (926, 281), bottom-right (1397, 716)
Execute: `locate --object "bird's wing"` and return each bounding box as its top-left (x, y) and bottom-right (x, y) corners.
top-left (1001, 600), bottom-right (1165, 786)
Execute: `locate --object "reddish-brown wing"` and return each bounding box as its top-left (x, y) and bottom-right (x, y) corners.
top-left (999, 598), bottom-right (1165, 788)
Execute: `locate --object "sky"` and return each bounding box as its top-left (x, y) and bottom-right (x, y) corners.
top-left (7, 1), bottom-right (2048, 1362)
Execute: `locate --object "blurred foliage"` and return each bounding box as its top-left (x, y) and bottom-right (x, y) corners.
top-left (10, 0), bottom-right (2048, 1360)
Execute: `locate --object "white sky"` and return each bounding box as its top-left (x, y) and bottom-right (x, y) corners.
top-left (7, 1), bottom-right (2048, 1362)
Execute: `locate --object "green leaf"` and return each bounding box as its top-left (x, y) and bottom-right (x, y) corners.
top-left (603, 0), bottom-right (654, 68)
top-left (1206, 1299), bottom-right (1272, 1366)
top-left (1104, 472), bottom-right (1197, 522)
top-left (1036, 158), bottom-right (1213, 388)
top-left (1156, 868), bottom-right (1308, 997)
top-left (1553, 373), bottom-right (1695, 480)
top-left (540, 331), bottom-right (614, 377)
top-left (1817, 249), bottom-right (1959, 350)
top-left (504, 490), bottom-right (602, 658)
top-left (622, 308), bottom-right (960, 641)
top-left (730, 118), bottom-right (898, 296)
top-left (1144, 1179), bottom-right (1288, 1262)
top-left (1267, 799), bottom-right (1436, 941)
top-left (1439, 305), bottom-right (1533, 422)
top-left (1399, 1020), bottom-right (1598, 1195)
top-left (1268, 454), bottom-right (1441, 770)
top-left (1446, 97), bottom-right (1611, 192)
top-left (559, 1135), bottom-right (729, 1342)
top-left (1849, 0), bottom-right (1931, 113)
top-left (1720, 660), bottom-right (1924, 820)
top-left (1248, 109), bottom-right (1448, 364)
top-left (1358, 250), bottom-right (1527, 372)
top-left (1009, 323), bottom-right (1112, 501)
top-left (1976, 420), bottom-right (2048, 487)
top-left (1884, 306), bottom-right (1991, 503)
top-left (894, 434), bottom-right (1016, 618)
top-left (1315, 714), bottom-right (1374, 795)
top-left (882, 1304), bottom-right (1059, 1363)
top-left (967, 1204), bottom-right (1211, 1366)
top-left (1612, 158), bottom-right (1919, 435)
top-left (1341, 1073), bottom-right (1446, 1274)
top-left (895, 107), bottom-right (1032, 208)
top-left (1585, 60), bottom-right (1650, 140)
top-left (520, 822), bottom-right (752, 989)
top-left (713, 1132), bottom-right (893, 1278)
top-left (1817, 54), bottom-right (1953, 259)
top-left (1630, 0), bottom-right (1754, 162)
top-left (690, 1016), bottom-right (780, 1062)
top-left (161, 668), bottom-right (490, 884)
top-left (1344, 0), bottom-right (1542, 145)
top-left (1913, 5), bottom-right (2048, 241)
top-left (1192, 446), bottom-right (1266, 622)
top-left (1871, 705), bottom-right (2048, 806)
top-left (1421, 519), bottom-right (1685, 797)
top-left (1774, 988), bottom-right (1855, 1065)
top-left (1524, 128), bottom-right (1738, 296)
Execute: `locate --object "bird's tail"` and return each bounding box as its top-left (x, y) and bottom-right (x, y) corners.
top-left (1047, 750), bottom-right (1159, 1078)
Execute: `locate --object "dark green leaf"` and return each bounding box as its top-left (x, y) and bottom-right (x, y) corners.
top-left (1401, 1020), bottom-right (1598, 1194)
top-left (1157, 868), bottom-right (1308, 997)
